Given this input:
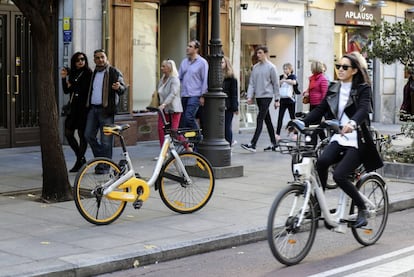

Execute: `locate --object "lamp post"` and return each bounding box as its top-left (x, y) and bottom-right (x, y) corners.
top-left (197, 0), bottom-right (231, 167)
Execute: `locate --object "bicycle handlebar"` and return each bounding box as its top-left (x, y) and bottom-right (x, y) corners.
top-left (146, 106), bottom-right (171, 129)
top-left (287, 119), bottom-right (341, 136)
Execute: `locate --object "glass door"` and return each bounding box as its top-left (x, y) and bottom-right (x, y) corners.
top-left (0, 9), bottom-right (39, 148)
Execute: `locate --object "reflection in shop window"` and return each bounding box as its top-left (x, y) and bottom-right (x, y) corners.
top-left (189, 6), bottom-right (200, 41)
top-left (0, 0), bottom-right (15, 5)
top-left (133, 2), bottom-right (159, 112)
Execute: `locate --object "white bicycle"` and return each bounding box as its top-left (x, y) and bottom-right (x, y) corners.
top-left (267, 119), bottom-right (389, 265)
top-left (74, 107), bottom-right (215, 225)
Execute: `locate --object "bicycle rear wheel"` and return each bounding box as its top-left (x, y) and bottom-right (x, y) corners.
top-left (159, 152), bottom-right (215, 213)
top-left (73, 158), bottom-right (127, 225)
top-left (351, 174), bottom-right (389, 245)
top-left (267, 185), bottom-right (318, 266)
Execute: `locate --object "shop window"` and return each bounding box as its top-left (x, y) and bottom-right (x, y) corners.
top-left (132, 2), bottom-right (159, 112)
top-left (189, 6), bottom-right (200, 41)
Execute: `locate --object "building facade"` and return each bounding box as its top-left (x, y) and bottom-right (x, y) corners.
top-left (238, 0), bottom-right (414, 131)
top-left (0, 0), bottom-right (413, 148)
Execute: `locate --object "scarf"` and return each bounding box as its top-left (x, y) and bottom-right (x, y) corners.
top-left (96, 64), bottom-right (109, 107)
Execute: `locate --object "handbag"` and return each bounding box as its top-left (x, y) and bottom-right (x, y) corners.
top-left (279, 84), bottom-right (293, 99)
top-left (148, 90), bottom-right (160, 108)
top-left (61, 93), bottom-right (74, 116)
top-left (302, 95), bottom-right (310, 104)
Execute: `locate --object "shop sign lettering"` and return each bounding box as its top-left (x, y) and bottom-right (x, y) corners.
top-left (241, 0), bottom-right (304, 26)
top-left (345, 11), bottom-right (374, 21)
top-left (335, 3), bottom-right (381, 26)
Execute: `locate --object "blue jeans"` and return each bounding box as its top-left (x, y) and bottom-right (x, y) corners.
top-left (180, 96), bottom-right (200, 129)
top-left (225, 110), bottom-right (234, 145)
top-left (84, 106), bottom-right (114, 159)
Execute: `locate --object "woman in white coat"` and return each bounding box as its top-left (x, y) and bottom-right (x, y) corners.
top-left (157, 59), bottom-right (184, 147)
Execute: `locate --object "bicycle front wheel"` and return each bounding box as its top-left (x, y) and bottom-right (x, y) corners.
top-left (351, 174), bottom-right (389, 246)
top-left (267, 185), bottom-right (318, 266)
top-left (73, 158), bottom-right (127, 225)
top-left (159, 152), bottom-right (215, 213)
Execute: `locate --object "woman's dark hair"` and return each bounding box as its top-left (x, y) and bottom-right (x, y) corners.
top-left (343, 53), bottom-right (371, 88)
top-left (69, 52), bottom-right (91, 82)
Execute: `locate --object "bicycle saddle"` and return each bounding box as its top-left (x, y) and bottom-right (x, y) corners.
top-left (103, 124), bottom-right (130, 135)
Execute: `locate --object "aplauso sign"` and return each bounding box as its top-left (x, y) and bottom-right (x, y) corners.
top-left (335, 3), bottom-right (381, 26)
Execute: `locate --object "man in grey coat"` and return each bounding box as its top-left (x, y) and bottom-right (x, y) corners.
top-left (241, 46), bottom-right (279, 152)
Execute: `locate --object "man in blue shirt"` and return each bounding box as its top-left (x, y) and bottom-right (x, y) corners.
top-left (178, 40), bottom-right (209, 130)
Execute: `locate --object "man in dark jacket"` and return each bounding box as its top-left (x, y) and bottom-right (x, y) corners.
top-left (85, 49), bottom-right (126, 173)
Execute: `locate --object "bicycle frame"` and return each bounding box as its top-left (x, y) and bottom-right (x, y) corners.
top-left (289, 123), bottom-right (386, 234)
top-left (101, 121), bottom-right (192, 203)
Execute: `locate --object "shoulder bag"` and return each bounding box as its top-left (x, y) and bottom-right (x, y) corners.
top-left (61, 93), bottom-right (74, 117)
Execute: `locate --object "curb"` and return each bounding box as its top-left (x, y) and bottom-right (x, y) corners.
top-left (38, 198), bottom-right (413, 277)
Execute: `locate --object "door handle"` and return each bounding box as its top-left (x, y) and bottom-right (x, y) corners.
top-left (14, 75), bottom-right (19, 95)
top-left (6, 75), bottom-right (10, 95)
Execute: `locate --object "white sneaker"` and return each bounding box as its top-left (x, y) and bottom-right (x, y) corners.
top-left (231, 140), bottom-right (238, 147)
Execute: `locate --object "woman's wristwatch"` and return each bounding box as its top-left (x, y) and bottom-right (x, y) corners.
top-left (348, 120), bottom-right (357, 130)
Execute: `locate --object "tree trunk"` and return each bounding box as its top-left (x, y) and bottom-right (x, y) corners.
top-left (14, 0), bottom-right (72, 201)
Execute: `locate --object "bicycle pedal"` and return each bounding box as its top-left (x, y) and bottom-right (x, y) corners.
top-left (132, 199), bottom-right (143, 209)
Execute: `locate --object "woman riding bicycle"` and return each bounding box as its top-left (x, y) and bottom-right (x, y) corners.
top-left (300, 52), bottom-right (383, 228)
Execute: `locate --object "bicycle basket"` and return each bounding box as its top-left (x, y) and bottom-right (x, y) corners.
top-left (278, 139), bottom-right (315, 156)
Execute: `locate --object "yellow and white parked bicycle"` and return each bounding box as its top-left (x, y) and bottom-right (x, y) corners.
top-left (73, 107), bottom-right (215, 225)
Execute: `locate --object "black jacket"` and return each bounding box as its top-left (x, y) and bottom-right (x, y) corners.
top-left (87, 66), bottom-right (126, 116)
top-left (303, 82), bottom-right (383, 172)
top-left (61, 68), bottom-right (92, 124)
top-left (223, 77), bottom-right (239, 112)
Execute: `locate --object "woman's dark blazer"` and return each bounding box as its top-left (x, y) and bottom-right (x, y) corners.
top-left (303, 82), bottom-right (383, 172)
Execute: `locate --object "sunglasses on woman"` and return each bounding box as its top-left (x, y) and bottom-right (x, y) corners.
top-left (335, 64), bottom-right (352, 70)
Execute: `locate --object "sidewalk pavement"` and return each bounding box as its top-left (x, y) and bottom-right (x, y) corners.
top-left (0, 122), bottom-right (413, 277)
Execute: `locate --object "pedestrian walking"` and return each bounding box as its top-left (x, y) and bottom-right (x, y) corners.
top-left (222, 56), bottom-right (239, 146)
top-left (178, 40), bottom-right (209, 131)
top-left (400, 69), bottom-right (414, 121)
top-left (156, 59), bottom-right (184, 146)
top-left (303, 60), bottom-right (329, 145)
top-left (60, 52), bottom-right (92, 172)
top-left (84, 49), bottom-right (126, 174)
top-left (274, 62), bottom-right (296, 143)
top-left (303, 60), bottom-right (329, 111)
top-left (241, 45), bottom-right (279, 152)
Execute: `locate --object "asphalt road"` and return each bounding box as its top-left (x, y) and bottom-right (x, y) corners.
top-left (99, 208), bottom-right (414, 277)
